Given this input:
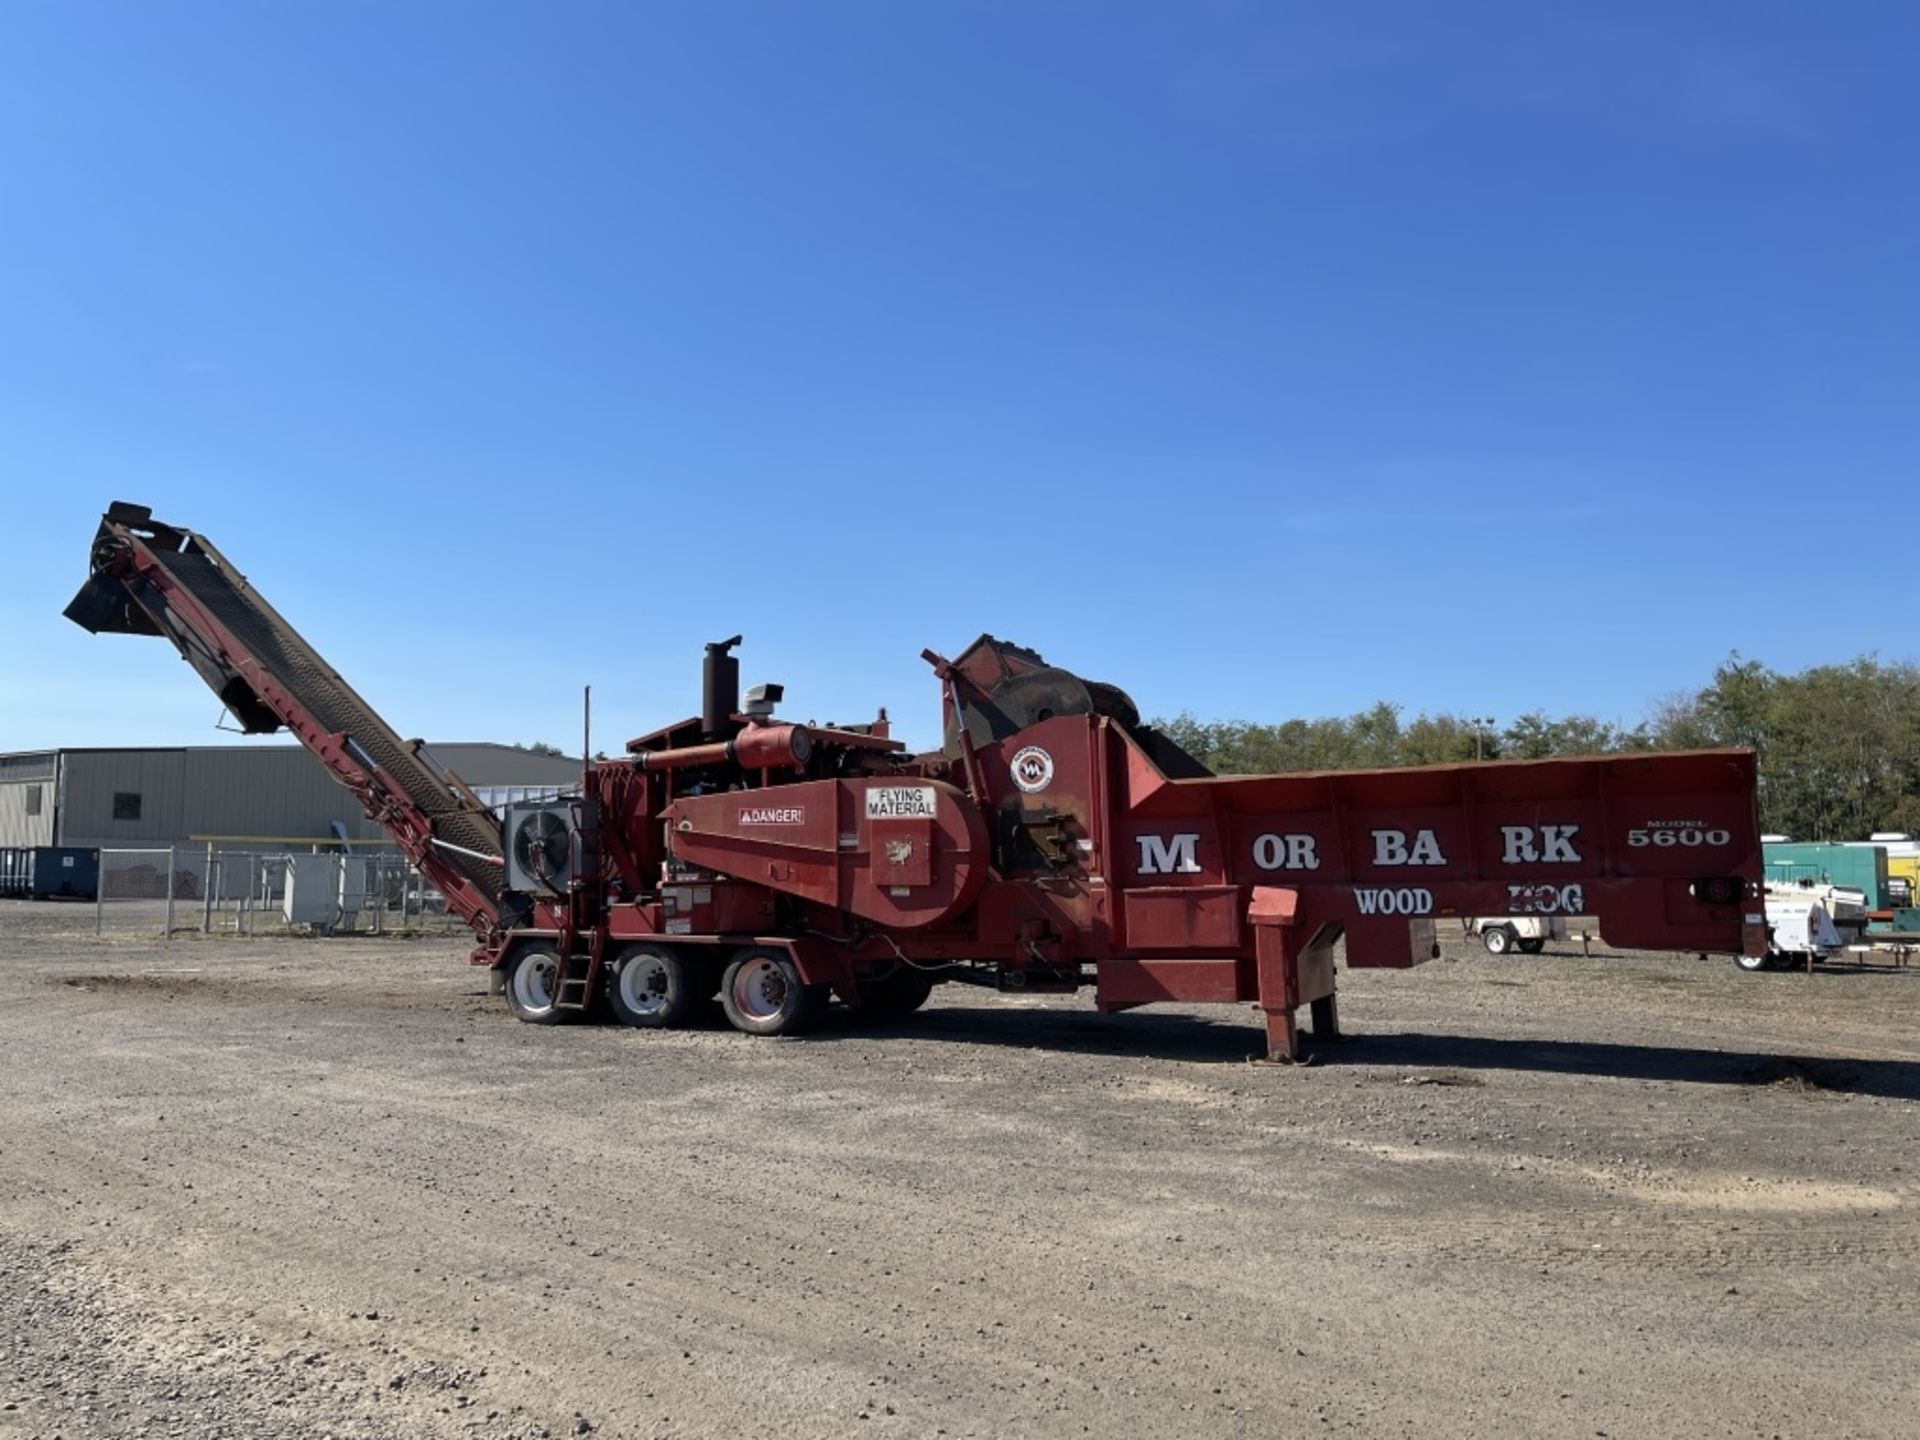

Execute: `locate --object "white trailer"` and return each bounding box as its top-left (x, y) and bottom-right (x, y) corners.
top-left (1766, 877), bottom-right (1869, 942)
top-left (1466, 915), bottom-right (1571, 955)
top-left (1471, 889), bottom-right (1849, 972)
top-left (1742, 891), bottom-right (1845, 972)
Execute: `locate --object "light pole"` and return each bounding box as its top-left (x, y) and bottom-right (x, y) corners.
top-left (1470, 715), bottom-right (1496, 762)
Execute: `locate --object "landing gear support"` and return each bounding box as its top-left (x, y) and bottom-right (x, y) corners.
top-left (1249, 892), bottom-right (1342, 1065)
top-left (1260, 1008), bottom-right (1303, 1064)
top-left (1310, 994), bottom-right (1342, 1042)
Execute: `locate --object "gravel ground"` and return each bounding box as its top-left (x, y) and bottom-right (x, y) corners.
top-left (2, 899), bottom-right (1916, 1439)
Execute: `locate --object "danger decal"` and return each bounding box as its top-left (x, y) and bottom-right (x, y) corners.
top-left (739, 806), bottom-right (806, 825)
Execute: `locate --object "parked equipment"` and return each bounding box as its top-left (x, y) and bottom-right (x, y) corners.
top-left (1750, 890), bottom-right (1846, 971)
top-left (1842, 834), bottom-right (1920, 909)
top-left (1763, 841), bottom-right (1893, 914)
top-left (0, 846), bottom-right (99, 901)
top-left (1765, 875), bottom-right (1869, 942)
top-left (66, 503), bottom-right (1769, 1059)
top-left (1465, 914), bottom-right (1572, 955)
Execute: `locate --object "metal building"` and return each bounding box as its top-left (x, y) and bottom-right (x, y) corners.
top-left (0, 744), bottom-right (580, 851)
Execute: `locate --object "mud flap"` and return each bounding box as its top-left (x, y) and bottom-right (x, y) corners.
top-left (779, 935), bottom-right (856, 996)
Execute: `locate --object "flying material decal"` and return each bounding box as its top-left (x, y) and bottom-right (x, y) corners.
top-left (866, 786), bottom-right (939, 819)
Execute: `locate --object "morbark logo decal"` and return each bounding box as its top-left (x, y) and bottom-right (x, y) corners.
top-left (1010, 746), bottom-right (1054, 794)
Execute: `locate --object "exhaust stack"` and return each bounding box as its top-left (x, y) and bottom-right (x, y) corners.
top-left (702, 635), bottom-right (743, 738)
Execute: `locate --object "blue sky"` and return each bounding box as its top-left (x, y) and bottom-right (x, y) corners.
top-left (2, 2), bottom-right (1914, 756)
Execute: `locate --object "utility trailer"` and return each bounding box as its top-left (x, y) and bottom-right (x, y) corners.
top-left (1465, 914), bottom-right (1567, 955)
top-left (1746, 891), bottom-right (1846, 972)
top-left (67, 503), bottom-right (1769, 1060)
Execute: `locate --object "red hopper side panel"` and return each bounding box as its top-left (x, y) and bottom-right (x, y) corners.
top-left (666, 777), bottom-right (990, 930)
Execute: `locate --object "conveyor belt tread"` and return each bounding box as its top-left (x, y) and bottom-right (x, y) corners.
top-left (158, 549), bottom-right (504, 896)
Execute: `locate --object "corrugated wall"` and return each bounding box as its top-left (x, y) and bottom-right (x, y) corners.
top-left (0, 780), bottom-right (57, 847)
top-left (46, 745), bottom-right (578, 851)
top-left (58, 750), bottom-right (190, 849)
top-left (57, 749), bottom-right (391, 850)
top-left (179, 748), bottom-right (389, 844)
top-left (0, 752), bottom-right (58, 783)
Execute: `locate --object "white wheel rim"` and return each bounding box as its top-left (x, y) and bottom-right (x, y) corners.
top-left (512, 954), bottom-right (558, 1014)
top-left (732, 957), bottom-right (788, 1021)
top-left (618, 954), bottom-right (672, 1017)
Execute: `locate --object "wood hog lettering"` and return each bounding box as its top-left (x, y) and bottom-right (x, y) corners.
top-left (1354, 887), bottom-right (1434, 916)
top-left (1508, 883), bottom-right (1584, 915)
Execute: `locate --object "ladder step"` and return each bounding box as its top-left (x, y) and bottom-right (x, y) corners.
top-left (555, 955), bottom-right (597, 1009)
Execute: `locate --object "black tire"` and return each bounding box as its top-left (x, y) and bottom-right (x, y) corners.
top-left (720, 948), bottom-right (828, 1037)
top-left (605, 944), bottom-right (707, 1029)
top-left (503, 945), bottom-right (573, 1026)
top-left (1516, 937), bottom-right (1546, 955)
top-left (849, 966), bottom-right (936, 1020)
top-left (1735, 949), bottom-right (1773, 973)
top-left (1482, 925), bottom-right (1517, 956)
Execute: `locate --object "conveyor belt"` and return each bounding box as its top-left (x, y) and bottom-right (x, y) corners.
top-left (161, 549), bottom-right (505, 893)
top-left (72, 512), bottom-right (506, 901)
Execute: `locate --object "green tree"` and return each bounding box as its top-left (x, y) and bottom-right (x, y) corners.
top-left (1502, 711), bottom-right (1638, 759)
top-left (1402, 713), bottom-right (1489, 766)
top-left (1151, 651), bottom-right (1920, 841)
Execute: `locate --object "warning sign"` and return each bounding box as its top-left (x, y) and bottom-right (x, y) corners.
top-left (865, 786), bottom-right (938, 820)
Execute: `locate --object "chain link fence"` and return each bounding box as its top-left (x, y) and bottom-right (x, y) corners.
top-left (96, 847), bottom-right (469, 940)
top-left (94, 848), bottom-right (187, 937)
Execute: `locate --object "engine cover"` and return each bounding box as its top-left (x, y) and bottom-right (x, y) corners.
top-left (665, 777), bottom-right (989, 929)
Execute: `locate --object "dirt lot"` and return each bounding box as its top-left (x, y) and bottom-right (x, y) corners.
top-left (2, 902), bottom-right (1916, 1440)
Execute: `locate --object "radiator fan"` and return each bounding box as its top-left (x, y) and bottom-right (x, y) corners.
top-left (504, 803), bottom-right (575, 891)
